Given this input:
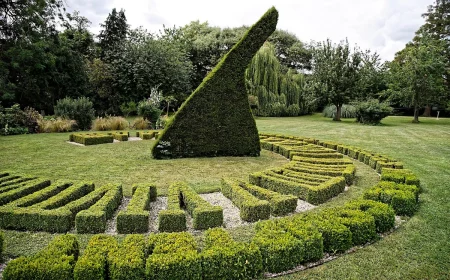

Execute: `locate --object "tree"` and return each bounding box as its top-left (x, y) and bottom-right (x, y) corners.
top-left (311, 39), bottom-right (362, 121)
top-left (268, 29), bottom-right (312, 71)
top-left (387, 35), bottom-right (447, 123)
top-left (98, 8), bottom-right (128, 59)
top-left (356, 50), bottom-right (388, 101)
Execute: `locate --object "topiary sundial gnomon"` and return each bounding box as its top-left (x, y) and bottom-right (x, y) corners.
top-left (152, 7), bottom-right (279, 159)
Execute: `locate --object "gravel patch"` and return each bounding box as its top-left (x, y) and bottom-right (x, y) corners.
top-left (66, 141), bottom-right (84, 146)
top-left (199, 192), bottom-right (251, 229)
top-left (105, 197), bottom-right (131, 235)
top-left (295, 199), bottom-right (316, 213)
top-left (148, 196), bottom-right (168, 233)
top-left (128, 137), bottom-right (142, 141)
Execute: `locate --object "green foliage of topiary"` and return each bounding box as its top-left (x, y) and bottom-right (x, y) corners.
top-left (3, 234), bottom-right (79, 280)
top-left (0, 231), bottom-right (4, 261)
top-left (158, 183), bottom-right (186, 232)
top-left (109, 235), bottom-right (146, 280)
top-left (354, 99), bottom-right (393, 125)
top-left (152, 7), bottom-right (279, 159)
top-left (345, 200), bottom-right (396, 233)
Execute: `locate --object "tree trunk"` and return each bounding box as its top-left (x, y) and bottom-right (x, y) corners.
top-left (413, 100), bottom-right (420, 123)
top-left (423, 104), bottom-right (431, 117)
top-left (333, 105), bottom-right (342, 121)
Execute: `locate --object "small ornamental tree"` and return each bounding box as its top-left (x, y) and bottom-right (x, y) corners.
top-left (152, 7), bottom-right (279, 159)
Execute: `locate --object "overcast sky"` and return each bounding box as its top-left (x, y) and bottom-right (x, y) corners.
top-left (65, 0), bottom-right (434, 62)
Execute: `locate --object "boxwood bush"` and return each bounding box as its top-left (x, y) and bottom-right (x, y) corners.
top-left (354, 99), bottom-right (393, 125)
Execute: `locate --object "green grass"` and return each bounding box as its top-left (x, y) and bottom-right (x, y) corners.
top-left (1, 114), bottom-right (449, 279)
top-left (256, 114), bottom-right (450, 280)
top-left (0, 132), bottom-right (287, 196)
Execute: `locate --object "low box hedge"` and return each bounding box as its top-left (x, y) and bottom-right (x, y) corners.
top-left (221, 179), bottom-right (270, 222)
top-left (201, 228), bottom-right (263, 280)
top-left (364, 181), bottom-right (419, 216)
top-left (74, 234), bottom-right (118, 280)
top-left (75, 184), bottom-right (122, 233)
top-left (3, 234), bottom-right (79, 280)
top-left (109, 234), bottom-right (146, 280)
top-left (381, 168), bottom-right (421, 188)
top-left (239, 181), bottom-right (297, 216)
top-left (146, 232), bottom-right (201, 280)
top-left (0, 178), bottom-right (51, 206)
top-left (70, 133), bottom-right (114, 145)
top-left (252, 228), bottom-right (305, 273)
top-left (345, 199), bottom-right (395, 233)
top-left (178, 182), bottom-right (223, 230)
top-left (117, 184), bottom-right (155, 233)
top-left (158, 183), bottom-right (186, 232)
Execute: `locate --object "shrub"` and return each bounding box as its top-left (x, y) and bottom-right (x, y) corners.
top-left (322, 104), bottom-right (356, 118)
top-left (39, 117), bottom-right (77, 133)
top-left (201, 228), bottom-right (263, 280)
top-left (117, 184), bottom-right (155, 233)
top-left (354, 99), bottom-right (393, 125)
top-left (54, 97), bottom-right (95, 130)
top-left (137, 99), bottom-right (161, 127)
top-left (132, 117), bottom-right (151, 130)
top-left (221, 179), bottom-right (270, 222)
top-left (92, 116), bottom-right (129, 131)
top-left (74, 235), bottom-right (118, 280)
top-left (0, 104), bottom-right (29, 135)
top-left (156, 115), bottom-right (170, 129)
top-left (381, 168), bottom-right (421, 189)
top-left (345, 200), bottom-right (395, 233)
top-left (151, 7), bottom-right (279, 159)
top-left (109, 235), bottom-right (146, 280)
top-left (70, 133), bottom-right (114, 145)
top-left (75, 184), bottom-right (122, 233)
top-left (286, 104), bottom-right (301, 116)
top-left (3, 234), bottom-right (79, 280)
top-left (158, 183), bottom-right (186, 232)
top-left (23, 107), bottom-right (43, 133)
top-left (238, 181), bottom-right (297, 216)
top-left (178, 182), bottom-right (223, 230)
top-left (252, 229), bottom-right (304, 273)
top-left (0, 231), bottom-right (4, 261)
top-left (120, 101), bottom-right (137, 117)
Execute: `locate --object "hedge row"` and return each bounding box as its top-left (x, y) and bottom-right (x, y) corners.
top-left (364, 180), bottom-right (419, 216)
top-left (178, 182), bottom-right (223, 230)
top-left (136, 130), bottom-right (159, 140)
top-left (0, 175), bottom-right (37, 190)
top-left (0, 178), bottom-right (51, 205)
top-left (381, 168), bottom-right (421, 188)
top-left (110, 131), bottom-right (129, 141)
top-left (238, 181), bottom-right (297, 216)
top-left (249, 171), bottom-right (346, 205)
top-left (221, 178), bottom-right (270, 222)
top-left (75, 184), bottom-right (123, 233)
top-left (3, 234), bottom-right (79, 280)
top-left (70, 133), bottom-right (114, 145)
top-left (158, 182), bottom-right (186, 232)
top-left (117, 184), bottom-right (156, 233)
top-left (109, 234), bottom-right (147, 280)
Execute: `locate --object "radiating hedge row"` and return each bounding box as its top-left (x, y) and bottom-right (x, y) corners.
top-left (117, 184), bottom-right (156, 233)
top-left (158, 182), bottom-right (186, 232)
top-left (69, 133), bottom-right (114, 145)
top-left (0, 175), bottom-right (123, 233)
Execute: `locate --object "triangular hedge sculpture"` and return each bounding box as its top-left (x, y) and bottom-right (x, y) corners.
top-left (152, 7), bottom-right (279, 159)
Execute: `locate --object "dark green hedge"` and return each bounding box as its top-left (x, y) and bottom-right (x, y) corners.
top-left (152, 7), bottom-right (279, 159)
top-left (201, 228), bottom-right (263, 280)
top-left (221, 178), bottom-right (270, 222)
top-left (238, 181), bottom-right (297, 216)
top-left (3, 234), bottom-right (79, 280)
top-left (75, 184), bottom-right (122, 233)
top-left (117, 184), bottom-right (154, 233)
top-left (74, 235), bottom-right (118, 280)
top-left (0, 231), bottom-right (3, 261)
top-left (345, 200), bottom-right (395, 233)
top-left (178, 182), bottom-right (223, 230)
top-left (109, 234), bottom-right (146, 280)
top-left (0, 178), bottom-right (51, 206)
top-left (70, 133), bottom-right (114, 145)
top-left (158, 183), bottom-right (186, 232)
top-left (381, 168), bottom-right (421, 188)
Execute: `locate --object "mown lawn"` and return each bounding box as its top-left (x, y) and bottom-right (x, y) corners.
top-left (255, 114), bottom-right (450, 280)
top-left (0, 114), bottom-right (449, 279)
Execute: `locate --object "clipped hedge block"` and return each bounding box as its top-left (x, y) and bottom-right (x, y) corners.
top-left (109, 234), bottom-right (146, 280)
top-left (70, 133), bottom-right (114, 145)
top-left (75, 184), bottom-right (122, 233)
top-left (252, 229), bottom-right (304, 273)
top-left (381, 168), bottom-right (420, 189)
top-left (201, 228), bottom-right (263, 280)
top-left (221, 179), bottom-right (270, 222)
top-left (117, 184), bottom-right (154, 233)
top-left (345, 200), bottom-right (395, 233)
top-left (3, 234), bottom-right (79, 280)
top-left (158, 183), bottom-right (186, 232)
top-left (74, 234), bottom-right (118, 280)
top-left (178, 182), bottom-right (223, 230)
top-left (239, 181), bottom-right (297, 216)
top-left (152, 7), bottom-right (279, 159)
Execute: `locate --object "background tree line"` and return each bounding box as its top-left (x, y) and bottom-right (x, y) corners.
top-left (1, 0), bottom-right (449, 124)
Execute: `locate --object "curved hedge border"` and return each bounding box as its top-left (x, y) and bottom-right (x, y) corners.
top-left (2, 133), bottom-right (421, 279)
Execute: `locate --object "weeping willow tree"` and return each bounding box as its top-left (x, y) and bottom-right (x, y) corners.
top-left (246, 42), bottom-right (313, 116)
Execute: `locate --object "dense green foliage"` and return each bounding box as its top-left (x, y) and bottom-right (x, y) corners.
top-left (354, 99), bottom-right (393, 125)
top-left (54, 97), bottom-right (95, 130)
top-left (322, 104), bottom-right (356, 119)
top-left (152, 7), bottom-right (279, 159)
